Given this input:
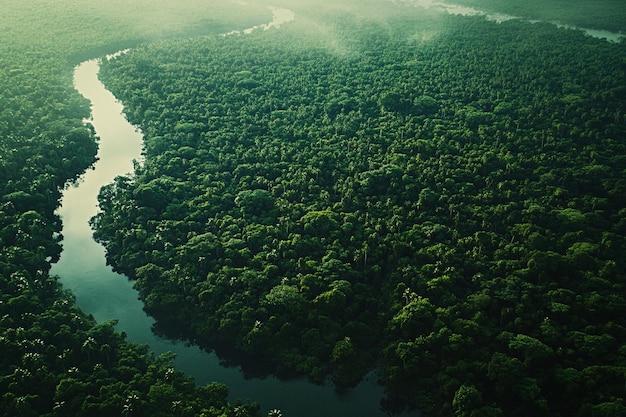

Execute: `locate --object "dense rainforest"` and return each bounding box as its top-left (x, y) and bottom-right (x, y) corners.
top-left (2, 0), bottom-right (626, 416)
top-left (0, 1), bottom-right (271, 416)
top-left (91, 7), bottom-right (626, 417)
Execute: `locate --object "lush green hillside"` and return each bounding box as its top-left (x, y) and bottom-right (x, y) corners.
top-left (92, 6), bottom-right (626, 417)
top-left (0, 1), bottom-right (270, 416)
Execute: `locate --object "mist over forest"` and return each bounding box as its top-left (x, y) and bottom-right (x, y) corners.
top-left (1, 1), bottom-right (626, 416)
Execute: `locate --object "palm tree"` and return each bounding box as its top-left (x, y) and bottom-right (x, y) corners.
top-left (81, 337), bottom-right (97, 362)
top-left (100, 343), bottom-right (112, 366)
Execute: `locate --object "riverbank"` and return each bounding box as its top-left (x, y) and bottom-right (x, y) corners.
top-left (51, 8), bottom-right (420, 417)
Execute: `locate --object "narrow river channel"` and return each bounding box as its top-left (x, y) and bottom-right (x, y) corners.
top-left (50, 8), bottom-right (418, 417)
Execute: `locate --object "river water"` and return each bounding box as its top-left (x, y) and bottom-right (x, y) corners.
top-left (50, 7), bottom-right (418, 417)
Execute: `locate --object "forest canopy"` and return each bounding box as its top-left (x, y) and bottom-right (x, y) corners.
top-left (92, 6), bottom-right (626, 417)
top-left (448, 0), bottom-right (626, 32)
top-left (0, 1), bottom-right (273, 416)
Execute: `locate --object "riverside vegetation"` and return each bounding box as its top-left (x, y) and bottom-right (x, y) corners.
top-left (0, 1), bottom-right (272, 416)
top-left (92, 6), bottom-right (626, 417)
top-left (449, 0), bottom-right (626, 33)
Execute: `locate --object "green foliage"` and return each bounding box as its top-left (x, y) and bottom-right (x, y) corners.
top-left (235, 189), bottom-right (277, 223)
top-left (450, 0), bottom-right (626, 32)
top-left (36, 2), bottom-right (626, 416)
top-left (0, 2), bottom-right (276, 417)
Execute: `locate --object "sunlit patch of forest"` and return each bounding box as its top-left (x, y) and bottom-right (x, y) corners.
top-left (1, 0), bottom-right (626, 416)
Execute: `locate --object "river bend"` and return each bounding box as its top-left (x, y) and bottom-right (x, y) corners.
top-left (51, 8), bottom-right (412, 417)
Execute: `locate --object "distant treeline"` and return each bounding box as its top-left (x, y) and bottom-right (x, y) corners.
top-left (450, 0), bottom-right (626, 32)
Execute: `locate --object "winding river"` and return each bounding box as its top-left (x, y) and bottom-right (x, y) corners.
top-left (51, 7), bottom-right (418, 417)
top-left (50, 3), bottom-right (622, 416)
